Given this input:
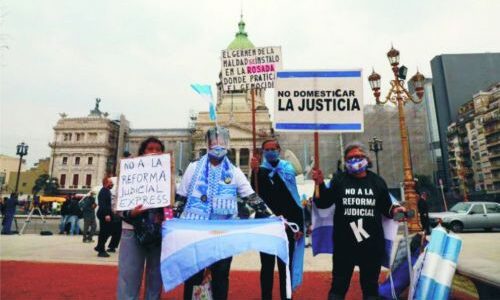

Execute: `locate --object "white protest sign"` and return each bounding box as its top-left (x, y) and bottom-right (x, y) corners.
top-left (274, 70), bottom-right (364, 132)
top-left (221, 46), bottom-right (282, 92)
top-left (116, 153), bottom-right (172, 211)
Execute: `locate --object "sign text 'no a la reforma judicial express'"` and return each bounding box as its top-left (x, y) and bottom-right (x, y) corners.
top-left (274, 70), bottom-right (364, 132)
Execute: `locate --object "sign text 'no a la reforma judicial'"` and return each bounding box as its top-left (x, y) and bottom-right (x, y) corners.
top-left (274, 70), bottom-right (364, 132)
top-left (116, 153), bottom-right (173, 211)
top-left (221, 46), bottom-right (282, 92)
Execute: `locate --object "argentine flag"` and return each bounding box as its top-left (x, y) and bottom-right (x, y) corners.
top-left (311, 193), bottom-right (399, 267)
top-left (410, 226), bottom-right (462, 300)
top-left (191, 84), bottom-right (217, 121)
top-left (161, 217), bottom-right (293, 298)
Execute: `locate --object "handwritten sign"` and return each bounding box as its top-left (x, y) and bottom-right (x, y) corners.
top-left (116, 154), bottom-right (172, 211)
top-left (274, 70), bottom-right (364, 132)
top-left (221, 46), bottom-right (282, 92)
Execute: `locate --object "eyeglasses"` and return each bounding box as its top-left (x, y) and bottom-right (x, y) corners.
top-left (263, 148), bottom-right (279, 152)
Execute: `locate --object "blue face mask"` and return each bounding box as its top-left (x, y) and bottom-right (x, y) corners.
top-left (263, 149), bottom-right (280, 162)
top-left (208, 146), bottom-right (227, 161)
top-left (345, 157), bottom-right (368, 174)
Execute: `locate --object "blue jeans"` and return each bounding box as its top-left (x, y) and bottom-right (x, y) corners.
top-left (67, 215), bottom-right (80, 235)
top-left (117, 230), bottom-right (162, 300)
top-left (59, 215), bottom-right (69, 233)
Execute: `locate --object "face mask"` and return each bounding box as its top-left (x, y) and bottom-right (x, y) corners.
top-left (263, 150), bottom-right (280, 162)
top-left (345, 157), bottom-right (368, 174)
top-left (208, 146), bottom-right (227, 161)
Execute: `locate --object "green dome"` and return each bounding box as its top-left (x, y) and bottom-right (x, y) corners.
top-left (227, 16), bottom-right (255, 50)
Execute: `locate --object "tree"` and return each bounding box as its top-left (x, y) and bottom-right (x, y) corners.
top-left (32, 174), bottom-right (59, 196)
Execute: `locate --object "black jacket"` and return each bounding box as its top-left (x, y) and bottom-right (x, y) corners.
top-left (97, 187), bottom-right (112, 220)
top-left (251, 163), bottom-right (304, 230)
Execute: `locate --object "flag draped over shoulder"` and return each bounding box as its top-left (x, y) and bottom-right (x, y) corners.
top-left (161, 217), bottom-right (292, 298)
top-left (260, 158), bottom-right (305, 290)
top-left (191, 84), bottom-right (216, 121)
top-left (311, 193), bottom-right (399, 267)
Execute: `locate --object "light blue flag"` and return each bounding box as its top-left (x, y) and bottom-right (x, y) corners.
top-left (191, 84), bottom-right (216, 121)
top-left (410, 226), bottom-right (462, 300)
top-left (161, 217), bottom-right (293, 298)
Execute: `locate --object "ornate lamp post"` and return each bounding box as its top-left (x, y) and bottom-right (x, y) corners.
top-left (14, 142), bottom-right (29, 194)
top-left (368, 46), bottom-right (425, 233)
top-left (368, 137), bottom-right (383, 175)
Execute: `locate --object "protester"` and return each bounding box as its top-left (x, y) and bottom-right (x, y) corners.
top-left (79, 191), bottom-right (97, 243)
top-left (175, 126), bottom-right (271, 300)
top-left (418, 191), bottom-right (431, 235)
top-left (95, 177), bottom-right (114, 257)
top-left (250, 138), bottom-right (304, 300)
top-left (67, 194), bottom-right (82, 235)
top-left (312, 142), bottom-right (406, 300)
top-left (1, 193), bottom-right (18, 235)
top-left (58, 197), bottom-right (70, 234)
top-left (117, 137), bottom-right (165, 300)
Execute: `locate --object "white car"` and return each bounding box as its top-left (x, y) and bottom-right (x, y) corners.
top-left (430, 202), bottom-right (500, 232)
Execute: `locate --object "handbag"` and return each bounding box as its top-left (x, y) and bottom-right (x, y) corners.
top-left (192, 269), bottom-right (213, 300)
top-left (132, 210), bottom-right (162, 248)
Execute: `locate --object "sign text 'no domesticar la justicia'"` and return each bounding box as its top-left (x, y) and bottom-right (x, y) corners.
top-left (221, 46), bottom-right (282, 92)
top-left (274, 70), bottom-right (364, 132)
top-left (116, 154), bottom-right (171, 211)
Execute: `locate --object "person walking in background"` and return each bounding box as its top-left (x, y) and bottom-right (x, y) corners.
top-left (1, 193), bottom-right (18, 235)
top-left (95, 177), bottom-right (114, 258)
top-left (418, 191), bottom-right (431, 235)
top-left (79, 191), bottom-right (97, 243)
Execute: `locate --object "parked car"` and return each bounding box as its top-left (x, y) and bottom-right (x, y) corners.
top-left (429, 202), bottom-right (500, 232)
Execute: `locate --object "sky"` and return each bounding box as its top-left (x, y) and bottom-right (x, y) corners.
top-left (1, 0), bottom-right (499, 167)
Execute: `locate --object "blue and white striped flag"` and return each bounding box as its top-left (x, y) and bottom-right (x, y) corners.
top-left (191, 84), bottom-right (217, 121)
top-left (410, 226), bottom-right (462, 300)
top-left (311, 193), bottom-right (399, 267)
top-left (161, 217), bottom-right (292, 298)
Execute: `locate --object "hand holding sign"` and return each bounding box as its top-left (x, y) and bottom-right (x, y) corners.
top-left (116, 153), bottom-right (173, 211)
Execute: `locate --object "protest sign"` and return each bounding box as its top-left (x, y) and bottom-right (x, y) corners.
top-left (221, 46), bottom-right (282, 92)
top-left (116, 153), bottom-right (174, 211)
top-left (274, 70), bottom-right (364, 132)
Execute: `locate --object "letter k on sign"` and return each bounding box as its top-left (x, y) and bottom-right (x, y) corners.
top-left (350, 218), bottom-right (370, 242)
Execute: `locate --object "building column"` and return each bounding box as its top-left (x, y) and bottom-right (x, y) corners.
top-left (235, 148), bottom-right (241, 167)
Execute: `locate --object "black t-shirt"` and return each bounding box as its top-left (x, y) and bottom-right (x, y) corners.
top-left (315, 171), bottom-right (393, 262)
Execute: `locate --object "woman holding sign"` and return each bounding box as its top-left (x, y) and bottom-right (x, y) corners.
top-left (117, 137), bottom-right (165, 300)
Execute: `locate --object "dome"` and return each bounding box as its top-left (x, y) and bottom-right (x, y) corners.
top-left (227, 16), bottom-right (255, 50)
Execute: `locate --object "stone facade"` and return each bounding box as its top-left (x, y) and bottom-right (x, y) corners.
top-left (48, 100), bottom-right (122, 194)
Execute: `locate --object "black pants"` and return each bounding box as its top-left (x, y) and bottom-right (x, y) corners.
top-left (260, 229), bottom-right (295, 300)
top-left (328, 251), bottom-right (381, 299)
top-left (421, 216), bottom-right (431, 235)
top-left (108, 220), bottom-right (122, 249)
top-left (183, 257), bottom-right (233, 300)
top-left (95, 219), bottom-right (112, 252)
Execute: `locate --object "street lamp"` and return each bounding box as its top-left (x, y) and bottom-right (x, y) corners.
top-left (368, 46), bottom-right (426, 233)
top-left (368, 137), bottom-right (383, 175)
top-left (14, 142), bottom-right (29, 194)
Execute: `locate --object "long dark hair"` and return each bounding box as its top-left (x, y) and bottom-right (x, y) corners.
top-left (138, 137), bottom-right (165, 156)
